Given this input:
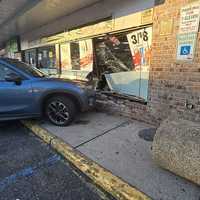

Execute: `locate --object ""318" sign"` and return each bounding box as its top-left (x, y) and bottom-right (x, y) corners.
top-left (130, 30), bottom-right (149, 45)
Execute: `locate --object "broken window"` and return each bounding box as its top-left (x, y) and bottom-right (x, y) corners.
top-left (94, 27), bottom-right (152, 101)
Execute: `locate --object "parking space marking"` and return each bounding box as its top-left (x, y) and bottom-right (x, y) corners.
top-left (0, 154), bottom-right (60, 192)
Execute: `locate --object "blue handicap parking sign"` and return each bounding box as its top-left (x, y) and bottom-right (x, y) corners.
top-left (180, 46), bottom-right (191, 55)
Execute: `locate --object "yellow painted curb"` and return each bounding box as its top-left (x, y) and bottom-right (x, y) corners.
top-left (22, 120), bottom-right (152, 200)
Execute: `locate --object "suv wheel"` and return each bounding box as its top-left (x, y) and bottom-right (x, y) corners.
top-left (45, 96), bottom-right (76, 126)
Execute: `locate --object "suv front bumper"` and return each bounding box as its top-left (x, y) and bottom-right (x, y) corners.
top-left (81, 89), bottom-right (96, 112)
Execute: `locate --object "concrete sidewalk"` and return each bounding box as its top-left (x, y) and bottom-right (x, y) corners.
top-left (38, 112), bottom-right (200, 200)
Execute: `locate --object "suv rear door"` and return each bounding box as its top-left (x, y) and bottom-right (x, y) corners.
top-left (0, 62), bottom-right (34, 119)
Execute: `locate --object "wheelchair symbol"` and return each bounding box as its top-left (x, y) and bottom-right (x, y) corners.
top-left (182, 48), bottom-right (189, 54)
top-left (180, 46), bottom-right (191, 55)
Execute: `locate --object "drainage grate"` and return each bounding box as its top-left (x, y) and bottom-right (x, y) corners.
top-left (138, 128), bottom-right (157, 142)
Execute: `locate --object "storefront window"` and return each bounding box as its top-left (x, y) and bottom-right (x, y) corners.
top-left (25, 49), bottom-right (37, 68)
top-left (94, 27), bottom-right (152, 101)
top-left (24, 46), bottom-right (57, 76)
top-left (60, 39), bottom-right (93, 80)
top-left (37, 46), bottom-right (57, 75)
top-left (71, 42), bottom-right (80, 70)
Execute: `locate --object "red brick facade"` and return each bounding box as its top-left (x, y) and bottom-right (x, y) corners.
top-left (98, 0), bottom-right (200, 126)
top-left (149, 0), bottom-right (200, 124)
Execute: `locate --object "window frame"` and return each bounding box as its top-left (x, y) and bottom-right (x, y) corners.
top-left (93, 26), bottom-right (152, 102)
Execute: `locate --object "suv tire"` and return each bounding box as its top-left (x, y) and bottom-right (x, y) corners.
top-left (45, 96), bottom-right (76, 126)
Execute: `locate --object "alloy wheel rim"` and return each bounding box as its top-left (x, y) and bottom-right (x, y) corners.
top-left (47, 101), bottom-right (70, 125)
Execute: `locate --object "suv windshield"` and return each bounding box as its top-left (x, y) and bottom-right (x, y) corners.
top-left (5, 59), bottom-right (46, 78)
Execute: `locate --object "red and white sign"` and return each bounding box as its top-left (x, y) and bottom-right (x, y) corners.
top-left (108, 36), bottom-right (120, 46)
top-left (127, 27), bottom-right (152, 72)
top-left (79, 39), bottom-right (93, 71)
top-left (60, 43), bottom-right (72, 70)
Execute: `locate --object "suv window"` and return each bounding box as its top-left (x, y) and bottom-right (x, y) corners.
top-left (5, 59), bottom-right (46, 78)
top-left (0, 64), bottom-right (16, 81)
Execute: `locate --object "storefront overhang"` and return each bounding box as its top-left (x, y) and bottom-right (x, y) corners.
top-left (21, 8), bottom-right (154, 50)
top-left (0, 0), bottom-right (101, 47)
top-left (0, 0), bottom-right (41, 48)
top-left (0, 0), bottom-right (166, 49)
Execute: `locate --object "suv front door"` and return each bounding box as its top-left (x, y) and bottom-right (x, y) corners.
top-left (0, 63), bottom-right (33, 119)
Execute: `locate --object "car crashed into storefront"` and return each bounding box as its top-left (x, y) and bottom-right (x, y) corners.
top-left (21, 25), bottom-right (152, 105)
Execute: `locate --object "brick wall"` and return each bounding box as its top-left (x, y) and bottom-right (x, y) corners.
top-left (96, 93), bottom-right (158, 125)
top-left (149, 0), bottom-right (200, 123)
top-left (97, 0), bottom-right (200, 126)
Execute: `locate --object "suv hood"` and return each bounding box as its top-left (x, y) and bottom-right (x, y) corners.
top-left (43, 77), bottom-right (93, 89)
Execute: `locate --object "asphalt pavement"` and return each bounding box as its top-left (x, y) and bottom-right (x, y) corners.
top-left (0, 121), bottom-right (113, 200)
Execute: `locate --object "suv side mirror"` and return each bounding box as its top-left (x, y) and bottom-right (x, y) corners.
top-left (5, 73), bottom-right (22, 85)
